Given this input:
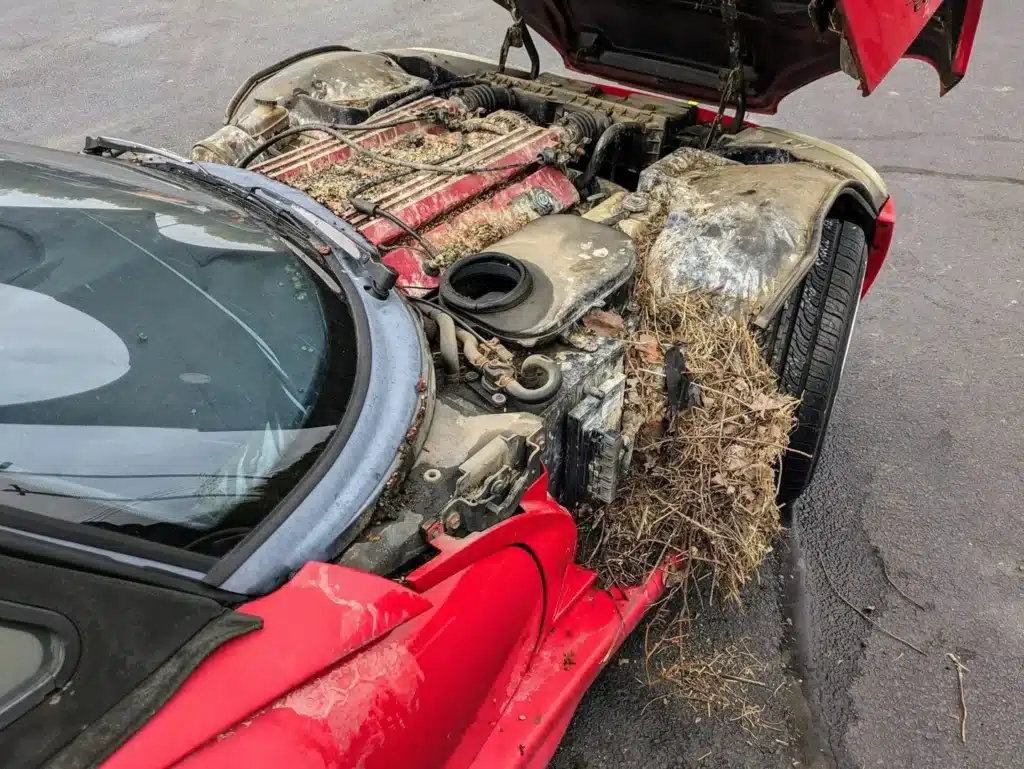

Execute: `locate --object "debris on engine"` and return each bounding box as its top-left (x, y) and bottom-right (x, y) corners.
top-left (287, 131), bottom-right (471, 213)
top-left (578, 287), bottom-right (797, 601)
top-left (285, 117), bottom-right (535, 219)
top-left (207, 54), bottom-right (798, 604)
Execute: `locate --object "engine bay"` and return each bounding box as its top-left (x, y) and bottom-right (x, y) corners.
top-left (191, 49), bottom-right (887, 577)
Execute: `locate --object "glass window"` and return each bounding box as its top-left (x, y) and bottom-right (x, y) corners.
top-left (0, 150), bottom-right (362, 559)
top-left (0, 620), bottom-right (62, 729)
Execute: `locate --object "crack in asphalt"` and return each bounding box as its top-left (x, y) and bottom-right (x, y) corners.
top-left (873, 166), bottom-right (1024, 186)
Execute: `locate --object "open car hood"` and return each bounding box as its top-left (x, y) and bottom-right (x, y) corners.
top-left (495, 0), bottom-right (984, 111)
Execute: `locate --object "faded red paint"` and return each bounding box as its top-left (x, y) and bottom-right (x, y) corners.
top-left (103, 475), bottom-right (666, 769)
top-left (354, 127), bottom-right (566, 246)
top-left (254, 95), bottom-right (576, 296)
top-left (471, 569), bottom-right (667, 768)
top-left (103, 564), bottom-right (431, 769)
top-left (385, 166), bottom-right (579, 294)
top-left (252, 97), bottom-right (450, 180)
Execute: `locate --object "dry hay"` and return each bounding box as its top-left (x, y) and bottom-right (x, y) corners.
top-left (572, 196), bottom-right (799, 731)
top-left (579, 298), bottom-right (797, 602)
top-left (578, 202), bottom-right (798, 604)
top-left (646, 632), bottom-right (785, 735)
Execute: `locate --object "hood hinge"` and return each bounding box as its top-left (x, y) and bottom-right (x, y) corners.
top-left (705, 0), bottom-right (748, 148)
top-left (496, 0), bottom-right (541, 80)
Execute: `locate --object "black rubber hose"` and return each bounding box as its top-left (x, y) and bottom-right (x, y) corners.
top-left (224, 45), bottom-right (356, 125)
top-left (378, 76), bottom-right (486, 115)
top-left (350, 198), bottom-right (440, 264)
top-left (455, 85), bottom-right (519, 114)
top-left (578, 122), bottom-right (643, 191)
top-left (237, 125), bottom-right (316, 168)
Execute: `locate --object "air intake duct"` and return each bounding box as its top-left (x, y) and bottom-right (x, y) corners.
top-left (453, 85), bottom-right (519, 114)
top-left (560, 109), bottom-right (612, 144)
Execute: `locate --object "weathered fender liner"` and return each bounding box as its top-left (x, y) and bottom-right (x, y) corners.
top-left (629, 126), bottom-right (888, 328)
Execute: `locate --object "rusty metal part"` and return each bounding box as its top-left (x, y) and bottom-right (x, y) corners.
top-left (504, 355), bottom-right (563, 403)
top-left (478, 337), bottom-right (515, 364)
top-left (422, 307), bottom-right (460, 379)
top-left (455, 329), bottom-right (486, 368)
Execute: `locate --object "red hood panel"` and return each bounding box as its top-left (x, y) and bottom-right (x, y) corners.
top-left (840, 0), bottom-right (985, 94)
top-left (497, 0), bottom-right (984, 111)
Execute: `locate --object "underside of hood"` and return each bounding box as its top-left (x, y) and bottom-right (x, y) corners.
top-left (493, 0), bottom-right (983, 112)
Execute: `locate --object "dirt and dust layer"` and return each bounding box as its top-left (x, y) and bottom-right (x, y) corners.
top-left (569, 191), bottom-right (805, 742)
top-left (284, 111), bottom-right (539, 270)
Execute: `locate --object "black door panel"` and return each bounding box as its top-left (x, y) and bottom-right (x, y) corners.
top-left (0, 553), bottom-right (230, 769)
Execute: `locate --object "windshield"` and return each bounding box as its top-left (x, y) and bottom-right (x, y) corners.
top-left (0, 143), bottom-right (362, 560)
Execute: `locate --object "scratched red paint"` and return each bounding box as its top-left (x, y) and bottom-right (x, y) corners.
top-left (252, 97), bottom-right (450, 180)
top-left (169, 546), bottom-right (545, 769)
top-left (385, 165), bottom-right (578, 293)
top-left (101, 564), bottom-right (431, 769)
top-left (356, 128), bottom-right (566, 246)
top-left (102, 475), bottom-right (666, 769)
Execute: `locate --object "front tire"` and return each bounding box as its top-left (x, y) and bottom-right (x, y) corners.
top-left (763, 218), bottom-right (868, 504)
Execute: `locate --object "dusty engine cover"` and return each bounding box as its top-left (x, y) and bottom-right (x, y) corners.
top-left (252, 99), bottom-right (579, 294)
top-left (444, 214), bottom-right (635, 347)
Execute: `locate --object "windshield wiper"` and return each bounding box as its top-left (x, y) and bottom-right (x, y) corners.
top-left (82, 136), bottom-right (213, 177)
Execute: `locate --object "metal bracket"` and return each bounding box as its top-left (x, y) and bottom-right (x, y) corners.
top-left (497, 2), bottom-right (541, 80)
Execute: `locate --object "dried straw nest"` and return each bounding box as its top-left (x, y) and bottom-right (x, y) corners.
top-left (578, 210), bottom-right (798, 604)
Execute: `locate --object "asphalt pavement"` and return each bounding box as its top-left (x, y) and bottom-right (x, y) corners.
top-left (2, 2), bottom-right (1020, 767)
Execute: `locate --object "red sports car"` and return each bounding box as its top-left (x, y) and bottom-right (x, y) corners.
top-left (0, 1), bottom-right (982, 767)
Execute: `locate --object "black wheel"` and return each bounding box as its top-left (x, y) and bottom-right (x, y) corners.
top-left (761, 218), bottom-right (868, 504)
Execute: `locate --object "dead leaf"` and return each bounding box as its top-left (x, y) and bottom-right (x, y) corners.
top-left (636, 333), bottom-right (663, 363)
top-left (583, 309), bottom-right (625, 338)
